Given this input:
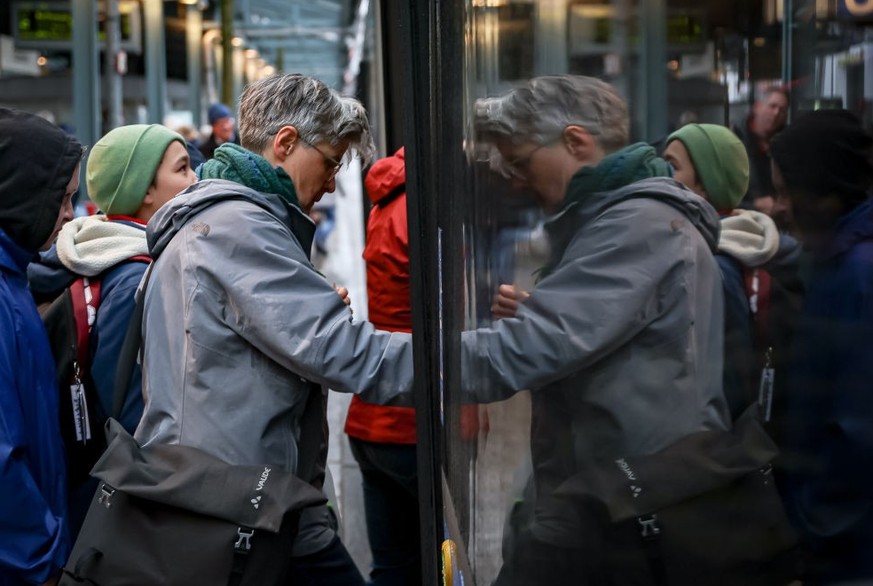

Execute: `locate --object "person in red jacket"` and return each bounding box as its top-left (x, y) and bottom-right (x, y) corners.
top-left (345, 147), bottom-right (419, 586)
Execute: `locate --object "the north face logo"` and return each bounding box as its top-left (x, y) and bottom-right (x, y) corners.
top-left (251, 495), bottom-right (262, 509)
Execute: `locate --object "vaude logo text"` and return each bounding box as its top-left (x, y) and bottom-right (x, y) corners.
top-left (250, 467), bottom-right (272, 509)
top-left (256, 467), bottom-right (271, 491)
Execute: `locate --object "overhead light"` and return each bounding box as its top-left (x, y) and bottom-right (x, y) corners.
top-left (753, 37), bottom-right (766, 47)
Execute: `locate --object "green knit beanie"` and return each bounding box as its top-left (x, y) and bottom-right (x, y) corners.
top-left (667, 123), bottom-right (750, 211)
top-left (86, 124), bottom-right (185, 215)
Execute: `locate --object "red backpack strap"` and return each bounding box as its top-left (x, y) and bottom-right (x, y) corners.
top-left (69, 277), bottom-right (103, 376)
top-left (68, 256), bottom-right (149, 377)
top-left (743, 268), bottom-right (773, 347)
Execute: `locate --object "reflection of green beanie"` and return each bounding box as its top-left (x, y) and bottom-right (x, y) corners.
top-left (667, 123), bottom-right (749, 211)
top-left (86, 124), bottom-right (184, 215)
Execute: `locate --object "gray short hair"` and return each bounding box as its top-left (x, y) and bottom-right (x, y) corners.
top-left (475, 75), bottom-right (629, 154)
top-left (238, 73), bottom-right (375, 165)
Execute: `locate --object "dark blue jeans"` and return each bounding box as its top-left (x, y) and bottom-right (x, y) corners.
top-left (288, 533), bottom-right (366, 586)
top-left (349, 438), bottom-right (421, 586)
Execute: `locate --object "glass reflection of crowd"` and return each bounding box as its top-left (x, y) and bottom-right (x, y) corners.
top-left (2, 69), bottom-right (872, 586)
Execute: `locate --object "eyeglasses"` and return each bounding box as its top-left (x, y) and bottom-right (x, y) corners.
top-left (499, 140), bottom-right (554, 180)
top-left (301, 138), bottom-right (342, 179)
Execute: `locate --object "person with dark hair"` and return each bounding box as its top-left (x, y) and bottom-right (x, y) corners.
top-left (734, 88), bottom-right (789, 213)
top-left (770, 109), bottom-right (873, 585)
top-left (0, 108), bottom-right (83, 586)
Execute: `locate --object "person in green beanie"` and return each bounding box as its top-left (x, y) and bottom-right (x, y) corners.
top-left (27, 123), bottom-right (196, 540)
top-left (664, 123), bottom-right (749, 213)
top-left (664, 123), bottom-right (802, 425)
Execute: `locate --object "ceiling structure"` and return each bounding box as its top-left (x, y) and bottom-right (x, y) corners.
top-left (225, 0), bottom-right (355, 89)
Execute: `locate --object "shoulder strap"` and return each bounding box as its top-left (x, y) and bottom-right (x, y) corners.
top-left (69, 277), bottom-right (102, 379)
top-left (296, 385), bottom-right (327, 485)
top-left (69, 255), bottom-right (151, 388)
top-left (112, 263), bottom-right (154, 420)
top-left (743, 268), bottom-right (773, 348)
top-left (110, 262), bottom-right (323, 483)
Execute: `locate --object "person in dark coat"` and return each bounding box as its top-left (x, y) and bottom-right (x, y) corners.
top-left (0, 108), bottom-right (83, 586)
top-left (770, 109), bottom-right (873, 585)
top-left (733, 88), bottom-right (789, 213)
top-left (197, 102), bottom-right (239, 161)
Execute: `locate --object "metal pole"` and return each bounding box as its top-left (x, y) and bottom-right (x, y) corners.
top-left (202, 28), bottom-right (222, 106)
top-left (342, 0), bottom-right (370, 97)
top-left (534, 0), bottom-right (568, 75)
top-left (104, 0), bottom-right (123, 130)
top-left (72, 0), bottom-right (101, 147)
top-left (638, 0), bottom-right (668, 142)
top-left (187, 4), bottom-right (204, 128)
top-left (144, 0), bottom-right (167, 123)
top-left (782, 0), bottom-right (794, 88)
top-left (221, 0), bottom-right (235, 105)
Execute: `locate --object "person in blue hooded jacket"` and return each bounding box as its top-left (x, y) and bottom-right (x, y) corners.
top-left (771, 109), bottom-right (873, 585)
top-left (0, 108), bottom-right (83, 586)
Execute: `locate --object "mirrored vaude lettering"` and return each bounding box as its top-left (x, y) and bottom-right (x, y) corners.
top-left (615, 458), bottom-right (637, 481)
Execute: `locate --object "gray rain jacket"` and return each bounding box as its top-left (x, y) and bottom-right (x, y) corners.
top-left (461, 177), bottom-right (730, 543)
top-left (135, 179), bottom-right (413, 476)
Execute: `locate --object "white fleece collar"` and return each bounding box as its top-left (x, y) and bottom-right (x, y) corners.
top-left (717, 209), bottom-right (780, 268)
top-left (56, 215), bottom-right (149, 276)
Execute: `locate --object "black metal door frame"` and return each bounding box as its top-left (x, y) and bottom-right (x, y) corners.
top-left (384, 0), bottom-right (468, 583)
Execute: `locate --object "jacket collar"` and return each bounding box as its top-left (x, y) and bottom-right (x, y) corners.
top-left (0, 227), bottom-right (34, 276)
top-left (822, 197), bottom-right (873, 260)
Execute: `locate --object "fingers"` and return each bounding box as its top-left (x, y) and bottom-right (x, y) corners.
top-left (333, 283), bottom-right (351, 306)
top-left (491, 284), bottom-right (530, 320)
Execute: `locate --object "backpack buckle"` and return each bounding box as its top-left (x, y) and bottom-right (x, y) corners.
top-left (637, 514), bottom-right (662, 540)
top-left (235, 527), bottom-right (254, 553)
top-left (98, 484), bottom-right (116, 508)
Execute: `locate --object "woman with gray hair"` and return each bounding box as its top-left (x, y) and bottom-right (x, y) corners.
top-left (133, 73), bottom-right (413, 584)
top-left (469, 75), bottom-right (735, 584)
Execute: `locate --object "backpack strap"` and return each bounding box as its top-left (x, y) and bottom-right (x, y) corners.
top-left (744, 268), bottom-right (773, 349)
top-left (112, 262), bottom-right (154, 420)
top-left (743, 268), bottom-right (776, 422)
top-left (69, 277), bottom-right (102, 379)
top-left (111, 262), bottom-right (321, 584)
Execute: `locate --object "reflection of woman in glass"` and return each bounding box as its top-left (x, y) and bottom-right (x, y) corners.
top-left (470, 75), bottom-right (730, 585)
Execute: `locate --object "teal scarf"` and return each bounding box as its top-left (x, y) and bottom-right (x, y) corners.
top-left (563, 142), bottom-right (671, 208)
top-left (199, 143), bottom-right (299, 207)
top-left (533, 143), bottom-right (671, 283)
